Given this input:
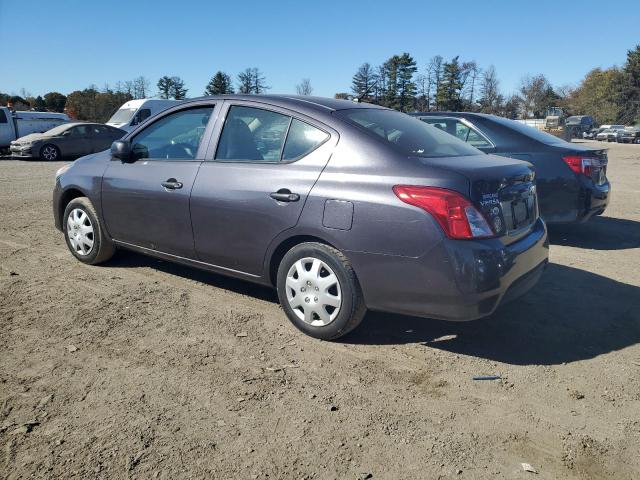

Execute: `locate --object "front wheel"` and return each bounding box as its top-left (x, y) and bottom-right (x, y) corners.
top-left (276, 242), bottom-right (366, 340)
top-left (40, 144), bottom-right (60, 161)
top-left (63, 197), bottom-right (115, 265)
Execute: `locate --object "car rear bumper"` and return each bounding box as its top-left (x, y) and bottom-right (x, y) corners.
top-left (576, 179), bottom-right (610, 222)
top-left (347, 217), bottom-right (549, 321)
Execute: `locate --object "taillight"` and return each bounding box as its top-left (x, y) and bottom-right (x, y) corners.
top-left (563, 156), bottom-right (597, 177)
top-left (393, 185), bottom-right (494, 239)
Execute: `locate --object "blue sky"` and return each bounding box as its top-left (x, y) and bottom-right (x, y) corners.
top-left (1, 0), bottom-right (638, 99)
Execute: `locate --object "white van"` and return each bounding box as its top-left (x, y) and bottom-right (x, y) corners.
top-left (106, 99), bottom-right (181, 132)
top-left (0, 107), bottom-right (70, 150)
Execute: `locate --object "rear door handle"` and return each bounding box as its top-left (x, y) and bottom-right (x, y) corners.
top-left (161, 178), bottom-right (183, 190)
top-left (270, 189), bottom-right (300, 202)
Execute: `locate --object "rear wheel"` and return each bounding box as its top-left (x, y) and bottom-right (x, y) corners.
top-left (276, 242), bottom-right (366, 340)
top-left (63, 197), bottom-right (115, 265)
top-left (40, 144), bottom-right (60, 161)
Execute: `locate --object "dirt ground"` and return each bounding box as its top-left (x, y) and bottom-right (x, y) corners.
top-left (0, 140), bottom-right (639, 480)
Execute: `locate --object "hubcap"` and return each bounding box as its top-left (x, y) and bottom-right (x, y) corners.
top-left (43, 146), bottom-right (58, 160)
top-left (66, 208), bottom-right (94, 256)
top-left (285, 257), bottom-right (342, 327)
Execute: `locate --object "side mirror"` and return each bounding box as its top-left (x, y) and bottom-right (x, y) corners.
top-left (111, 140), bottom-right (131, 161)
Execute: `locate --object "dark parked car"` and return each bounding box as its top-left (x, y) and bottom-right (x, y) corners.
top-left (565, 115), bottom-right (594, 138)
top-left (411, 112), bottom-right (610, 223)
top-left (10, 122), bottom-right (125, 161)
top-left (53, 96), bottom-right (548, 340)
top-left (617, 127), bottom-right (640, 144)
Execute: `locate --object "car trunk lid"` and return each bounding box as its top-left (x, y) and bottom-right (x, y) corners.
top-left (417, 154), bottom-right (538, 243)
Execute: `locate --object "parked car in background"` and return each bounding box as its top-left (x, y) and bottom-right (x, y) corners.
top-left (0, 106), bottom-right (69, 152)
top-left (10, 122), bottom-right (125, 160)
top-left (411, 112), bottom-right (610, 223)
top-left (53, 95), bottom-right (548, 340)
top-left (106, 99), bottom-right (180, 132)
top-left (565, 115), bottom-right (594, 138)
top-left (596, 127), bottom-right (625, 142)
top-left (616, 127), bottom-right (640, 144)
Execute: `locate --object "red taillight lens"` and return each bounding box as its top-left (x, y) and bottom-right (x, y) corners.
top-left (563, 156), bottom-right (596, 177)
top-left (393, 185), bottom-right (494, 239)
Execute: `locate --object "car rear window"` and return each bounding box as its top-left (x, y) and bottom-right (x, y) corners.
top-left (335, 108), bottom-right (481, 158)
top-left (492, 116), bottom-right (570, 146)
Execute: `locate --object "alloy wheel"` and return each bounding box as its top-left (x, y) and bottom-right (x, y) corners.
top-left (42, 145), bottom-right (58, 160)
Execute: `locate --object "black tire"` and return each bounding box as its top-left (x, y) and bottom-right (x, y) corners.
top-left (276, 242), bottom-right (366, 340)
top-left (62, 197), bottom-right (115, 265)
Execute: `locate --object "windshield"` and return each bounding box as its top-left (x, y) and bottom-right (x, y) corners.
top-left (335, 108), bottom-right (481, 158)
top-left (45, 124), bottom-right (73, 136)
top-left (493, 116), bottom-right (569, 146)
top-left (108, 107), bottom-right (137, 124)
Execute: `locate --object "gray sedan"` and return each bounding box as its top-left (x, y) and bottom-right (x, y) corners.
top-left (10, 123), bottom-right (125, 160)
top-left (53, 95), bottom-right (548, 340)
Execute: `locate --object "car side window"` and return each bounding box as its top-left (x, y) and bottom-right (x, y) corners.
top-left (454, 121), bottom-right (492, 148)
top-left (0, 109), bottom-right (7, 123)
top-left (92, 125), bottom-right (109, 135)
top-left (215, 106), bottom-right (290, 162)
top-left (68, 125), bottom-right (90, 137)
top-left (282, 119), bottom-right (329, 160)
top-left (130, 107), bottom-right (213, 161)
top-left (130, 108), bottom-right (151, 126)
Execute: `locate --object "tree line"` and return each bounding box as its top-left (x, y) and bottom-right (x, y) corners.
top-left (2, 44), bottom-right (638, 125)
top-left (0, 69), bottom-right (310, 123)
top-left (340, 44), bottom-right (640, 125)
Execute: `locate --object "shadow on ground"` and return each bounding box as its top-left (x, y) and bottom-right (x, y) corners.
top-left (548, 216), bottom-right (640, 250)
top-left (107, 250), bottom-right (279, 303)
top-left (109, 250), bottom-right (640, 366)
top-left (345, 263), bottom-right (640, 365)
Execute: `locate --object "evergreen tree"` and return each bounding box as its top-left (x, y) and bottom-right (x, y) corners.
top-left (43, 92), bottom-right (67, 112)
top-left (169, 76), bottom-right (188, 100)
top-left (436, 56), bottom-right (464, 111)
top-left (204, 71), bottom-right (234, 95)
top-left (619, 44), bottom-right (640, 124)
top-left (351, 63), bottom-right (378, 100)
top-left (157, 76), bottom-right (173, 99)
top-left (396, 53), bottom-right (417, 112)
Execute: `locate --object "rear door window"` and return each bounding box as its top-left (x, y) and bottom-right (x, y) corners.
top-left (215, 106), bottom-right (290, 162)
top-left (282, 119), bottom-right (329, 160)
top-left (0, 109), bottom-right (7, 123)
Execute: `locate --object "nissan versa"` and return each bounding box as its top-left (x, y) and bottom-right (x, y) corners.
top-left (53, 96), bottom-right (549, 340)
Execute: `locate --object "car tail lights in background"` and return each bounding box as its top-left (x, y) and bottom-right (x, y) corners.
top-left (393, 185), bottom-right (495, 239)
top-left (562, 156), bottom-right (600, 177)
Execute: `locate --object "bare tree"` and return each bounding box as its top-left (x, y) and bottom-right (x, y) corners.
top-left (296, 78), bottom-right (313, 95)
top-left (427, 55), bottom-right (443, 110)
top-left (133, 76), bottom-right (150, 99)
top-left (461, 61), bottom-right (480, 108)
top-left (478, 65), bottom-right (503, 114)
top-left (237, 68), bottom-right (270, 94)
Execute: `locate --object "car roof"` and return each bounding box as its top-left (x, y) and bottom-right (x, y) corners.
top-left (180, 94), bottom-right (387, 115)
top-left (410, 111), bottom-right (500, 121)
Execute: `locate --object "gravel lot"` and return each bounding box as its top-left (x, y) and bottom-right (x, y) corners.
top-left (1, 141), bottom-right (639, 479)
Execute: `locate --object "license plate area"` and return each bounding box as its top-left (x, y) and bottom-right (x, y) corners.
top-left (511, 199), bottom-right (531, 229)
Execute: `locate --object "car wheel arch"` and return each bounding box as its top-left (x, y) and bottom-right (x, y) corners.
top-left (267, 234), bottom-right (344, 287)
top-left (59, 188), bottom-right (87, 225)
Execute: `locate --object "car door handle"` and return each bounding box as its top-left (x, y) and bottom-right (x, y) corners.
top-left (161, 178), bottom-right (183, 190)
top-left (270, 189), bottom-right (300, 202)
